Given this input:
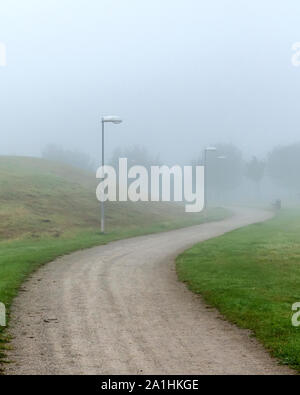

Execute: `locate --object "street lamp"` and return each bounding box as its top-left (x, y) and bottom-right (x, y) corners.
top-left (100, 115), bottom-right (123, 233)
top-left (216, 155), bottom-right (227, 204)
top-left (203, 146), bottom-right (217, 209)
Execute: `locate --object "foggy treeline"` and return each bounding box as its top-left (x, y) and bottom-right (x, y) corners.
top-left (42, 144), bottom-right (97, 172)
top-left (41, 141), bottom-right (300, 206)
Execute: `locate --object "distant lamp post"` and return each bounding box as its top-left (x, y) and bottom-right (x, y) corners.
top-left (100, 115), bottom-right (123, 233)
top-left (216, 155), bottom-right (227, 204)
top-left (203, 146), bottom-right (217, 209)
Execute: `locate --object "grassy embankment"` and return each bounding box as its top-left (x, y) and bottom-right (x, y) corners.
top-left (0, 156), bottom-right (230, 363)
top-left (177, 208), bottom-right (300, 372)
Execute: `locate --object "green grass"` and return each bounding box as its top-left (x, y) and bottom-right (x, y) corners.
top-left (0, 156), bottom-right (230, 366)
top-left (176, 208), bottom-right (300, 372)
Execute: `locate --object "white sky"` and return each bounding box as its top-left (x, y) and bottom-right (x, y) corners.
top-left (1, 0), bottom-right (300, 163)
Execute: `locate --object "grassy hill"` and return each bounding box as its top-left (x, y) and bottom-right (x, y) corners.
top-left (0, 156), bottom-right (230, 364)
top-left (0, 156), bottom-right (227, 240)
top-left (177, 209), bottom-right (300, 372)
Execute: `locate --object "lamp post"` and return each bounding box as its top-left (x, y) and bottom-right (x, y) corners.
top-left (216, 155), bottom-right (227, 204)
top-left (100, 115), bottom-right (122, 233)
top-left (203, 146), bottom-right (217, 209)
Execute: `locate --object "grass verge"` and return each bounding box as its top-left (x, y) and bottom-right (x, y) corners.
top-left (176, 208), bottom-right (300, 372)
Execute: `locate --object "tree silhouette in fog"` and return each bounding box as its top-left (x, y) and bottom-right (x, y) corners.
top-left (267, 143), bottom-right (300, 191)
top-left (245, 156), bottom-right (265, 195)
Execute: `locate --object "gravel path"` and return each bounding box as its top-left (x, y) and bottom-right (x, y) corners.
top-left (5, 207), bottom-right (292, 375)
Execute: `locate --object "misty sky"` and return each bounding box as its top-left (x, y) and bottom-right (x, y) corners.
top-left (1, 0), bottom-right (300, 164)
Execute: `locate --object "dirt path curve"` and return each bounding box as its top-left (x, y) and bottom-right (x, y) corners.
top-left (5, 207), bottom-right (292, 375)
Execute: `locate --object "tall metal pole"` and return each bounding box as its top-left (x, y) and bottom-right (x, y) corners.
top-left (101, 120), bottom-right (105, 233)
top-left (204, 149), bottom-right (207, 209)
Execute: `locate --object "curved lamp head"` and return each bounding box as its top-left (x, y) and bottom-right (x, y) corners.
top-left (205, 146), bottom-right (217, 152)
top-left (102, 115), bottom-right (122, 124)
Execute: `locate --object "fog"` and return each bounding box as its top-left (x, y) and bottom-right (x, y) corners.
top-left (1, 0), bottom-right (300, 166)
